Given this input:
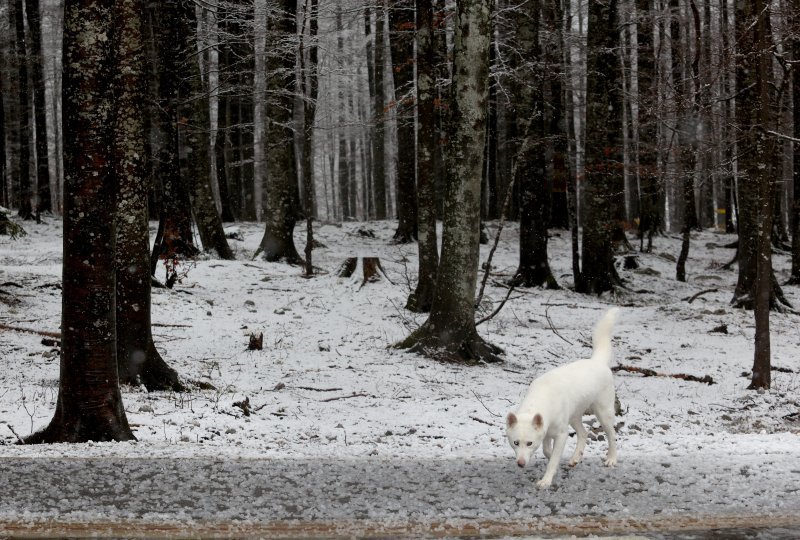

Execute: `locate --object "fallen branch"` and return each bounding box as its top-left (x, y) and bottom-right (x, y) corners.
top-left (469, 415), bottom-right (494, 426)
top-left (295, 386), bottom-right (343, 392)
top-left (320, 392), bottom-right (370, 403)
top-left (152, 323), bottom-right (193, 328)
top-left (613, 364), bottom-right (715, 385)
top-left (683, 288), bottom-right (718, 303)
top-left (0, 323), bottom-right (61, 339)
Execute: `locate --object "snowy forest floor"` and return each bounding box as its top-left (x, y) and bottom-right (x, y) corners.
top-left (1, 218), bottom-right (800, 535)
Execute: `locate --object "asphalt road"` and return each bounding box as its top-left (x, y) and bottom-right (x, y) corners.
top-left (0, 454), bottom-right (798, 538)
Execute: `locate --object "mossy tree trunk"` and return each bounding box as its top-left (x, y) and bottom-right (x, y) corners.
top-left (396, 0), bottom-right (501, 363)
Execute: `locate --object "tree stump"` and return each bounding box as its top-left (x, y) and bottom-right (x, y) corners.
top-left (338, 257), bottom-right (392, 288)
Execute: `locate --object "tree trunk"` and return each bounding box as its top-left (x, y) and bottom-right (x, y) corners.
top-left (576, 0), bottom-right (624, 295)
top-left (26, 0), bottom-right (135, 444)
top-left (731, 0), bottom-right (786, 312)
top-left (179, 0), bottom-right (234, 260)
top-left (509, 0), bottom-right (558, 290)
top-left (115, 0), bottom-right (184, 392)
top-left (406, 0), bottom-right (439, 313)
top-left (25, 0), bottom-right (50, 215)
top-left (151, 0), bottom-right (197, 264)
top-left (396, 0), bottom-right (501, 364)
top-left (371, 2), bottom-right (388, 220)
top-left (301, 0), bottom-right (319, 277)
top-left (790, 1), bottom-right (800, 284)
top-left (390, 0), bottom-right (418, 242)
top-left (12, 0), bottom-right (32, 220)
top-left (256, 0), bottom-right (301, 263)
top-left (733, 0), bottom-right (774, 388)
top-left (676, 0), bottom-right (701, 283)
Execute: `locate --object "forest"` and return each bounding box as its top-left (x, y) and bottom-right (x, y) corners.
top-left (1, 0), bottom-right (800, 535)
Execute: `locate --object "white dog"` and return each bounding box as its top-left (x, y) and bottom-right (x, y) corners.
top-left (506, 308), bottom-right (619, 488)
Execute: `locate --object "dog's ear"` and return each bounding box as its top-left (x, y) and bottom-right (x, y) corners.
top-left (506, 412), bottom-right (517, 427)
top-left (533, 413), bottom-right (543, 429)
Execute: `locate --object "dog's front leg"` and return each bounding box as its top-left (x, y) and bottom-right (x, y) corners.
top-left (536, 432), bottom-right (568, 488)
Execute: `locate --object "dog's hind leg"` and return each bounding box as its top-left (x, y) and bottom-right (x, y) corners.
top-left (595, 405), bottom-right (617, 467)
top-left (568, 416), bottom-right (587, 467)
top-left (542, 437), bottom-right (554, 459)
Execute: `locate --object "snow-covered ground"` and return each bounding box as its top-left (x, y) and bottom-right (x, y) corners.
top-left (1, 218), bottom-right (799, 466)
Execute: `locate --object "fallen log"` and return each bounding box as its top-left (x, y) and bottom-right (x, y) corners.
top-left (0, 323), bottom-right (61, 339)
top-left (612, 364), bottom-right (715, 385)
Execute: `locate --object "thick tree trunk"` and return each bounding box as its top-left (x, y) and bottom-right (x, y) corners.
top-left (396, 0), bottom-right (500, 363)
top-left (12, 0), bottom-right (32, 220)
top-left (114, 0), bottom-right (184, 392)
top-left (390, 0), bottom-right (418, 242)
top-left (257, 0), bottom-right (301, 264)
top-left (406, 0), bottom-right (439, 313)
top-left (509, 0), bottom-right (558, 290)
top-left (26, 0), bottom-right (135, 444)
top-left (577, 0), bottom-right (624, 295)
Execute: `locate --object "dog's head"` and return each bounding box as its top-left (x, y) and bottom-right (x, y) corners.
top-left (506, 412), bottom-right (545, 468)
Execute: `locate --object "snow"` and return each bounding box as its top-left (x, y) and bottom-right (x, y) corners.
top-left (1, 218), bottom-right (799, 532)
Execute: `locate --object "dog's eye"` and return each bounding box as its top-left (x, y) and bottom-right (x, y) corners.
top-left (527, 442), bottom-right (533, 447)
top-left (513, 441), bottom-right (519, 446)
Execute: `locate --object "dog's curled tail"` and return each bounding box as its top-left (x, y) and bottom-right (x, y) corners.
top-left (592, 307), bottom-right (619, 366)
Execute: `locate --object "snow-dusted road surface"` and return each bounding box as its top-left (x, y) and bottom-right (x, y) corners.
top-left (0, 454), bottom-right (798, 538)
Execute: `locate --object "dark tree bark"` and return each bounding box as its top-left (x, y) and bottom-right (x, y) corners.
top-left (150, 0), bottom-right (198, 265)
top-left (26, 0), bottom-right (136, 444)
top-left (390, 0), bottom-right (418, 242)
top-left (731, 0), bottom-right (787, 313)
top-left (0, 87), bottom-right (5, 207)
top-left (178, 0), bottom-right (233, 260)
top-left (371, 2), bottom-right (388, 220)
top-left (301, 0), bottom-right (319, 277)
top-left (508, 0), bottom-right (558, 290)
top-left (675, 0), bottom-right (701, 282)
top-left (790, 1), bottom-right (800, 285)
top-left (635, 0), bottom-right (660, 252)
top-left (115, 0), bottom-right (184, 392)
top-left (256, 0), bottom-right (301, 264)
top-left (11, 0), bottom-right (32, 220)
top-left (25, 0), bottom-right (50, 215)
top-left (396, 0), bottom-right (501, 363)
top-left (576, 0), bottom-right (624, 295)
top-left (406, 0), bottom-right (439, 313)
top-left (733, 0), bottom-right (775, 389)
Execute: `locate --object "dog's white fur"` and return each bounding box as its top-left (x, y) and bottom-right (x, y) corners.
top-left (506, 308), bottom-right (619, 488)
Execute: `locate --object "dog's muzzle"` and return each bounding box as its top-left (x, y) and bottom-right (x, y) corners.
top-left (516, 458), bottom-right (526, 468)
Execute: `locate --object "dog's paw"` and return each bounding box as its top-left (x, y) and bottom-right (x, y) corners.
top-left (568, 458), bottom-right (580, 467)
top-left (604, 455), bottom-right (617, 467)
top-left (536, 478), bottom-right (552, 488)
